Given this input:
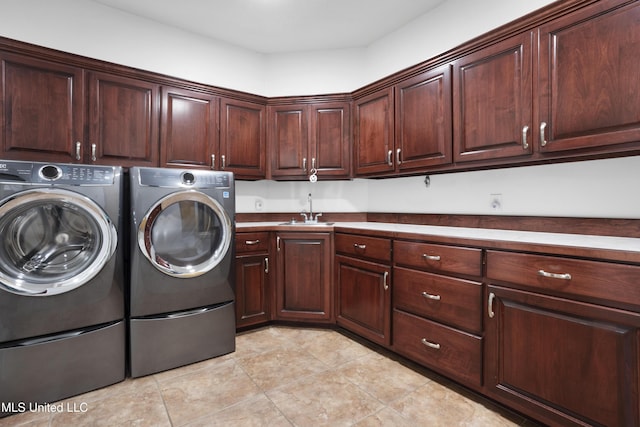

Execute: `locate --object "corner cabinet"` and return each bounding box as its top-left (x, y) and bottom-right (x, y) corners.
top-left (275, 232), bottom-right (333, 323)
top-left (485, 250), bottom-right (640, 427)
top-left (268, 101), bottom-right (350, 180)
top-left (335, 233), bottom-right (392, 346)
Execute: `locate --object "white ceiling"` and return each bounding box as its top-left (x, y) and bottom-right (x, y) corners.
top-left (91, 0), bottom-right (446, 54)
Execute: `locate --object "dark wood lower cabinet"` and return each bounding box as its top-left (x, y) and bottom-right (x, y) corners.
top-left (275, 232), bottom-right (333, 323)
top-left (235, 254), bottom-right (270, 328)
top-left (335, 255), bottom-right (391, 346)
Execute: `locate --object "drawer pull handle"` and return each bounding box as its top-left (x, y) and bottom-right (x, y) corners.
top-left (383, 271), bottom-right (389, 290)
top-left (354, 244), bottom-right (367, 250)
top-left (421, 292), bottom-right (441, 301)
top-left (264, 257), bottom-right (269, 274)
top-left (245, 239), bottom-right (260, 245)
top-left (538, 269), bottom-right (572, 281)
top-left (421, 338), bottom-right (440, 350)
top-left (422, 254), bottom-right (441, 261)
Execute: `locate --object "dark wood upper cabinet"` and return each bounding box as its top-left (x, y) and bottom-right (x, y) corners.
top-left (269, 101), bottom-right (350, 180)
top-left (88, 72), bottom-right (159, 167)
top-left (160, 86), bottom-right (219, 169)
top-left (536, 0), bottom-right (640, 155)
top-left (0, 53), bottom-right (84, 162)
top-left (220, 98), bottom-right (266, 179)
top-left (268, 104), bottom-right (309, 178)
top-left (452, 31), bottom-right (534, 163)
top-left (354, 87), bottom-right (395, 175)
top-left (395, 64), bottom-right (452, 171)
top-left (310, 102), bottom-right (351, 178)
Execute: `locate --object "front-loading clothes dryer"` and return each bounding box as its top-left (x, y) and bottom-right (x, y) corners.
top-left (0, 160), bottom-right (125, 418)
top-left (128, 167), bottom-right (235, 377)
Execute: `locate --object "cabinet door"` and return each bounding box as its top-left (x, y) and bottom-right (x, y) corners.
top-left (310, 102), bottom-right (351, 178)
top-left (235, 253), bottom-right (270, 328)
top-left (537, 0), bottom-right (640, 154)
top-left (335, 255), bottom-right (390, 346)
top-left (0, 53), bottom-right (83, 162)
top-left (485, 285), bottom-right (640, 427)
top-left (275, 232), bottom-right (332, 322)
top-left (268, 104), bottom-right (309, 178)
top-left (453, 32), bottom-right (533, 163)
top-left (160, 87), bottom-right (218, 169)
top-left (354, 87), bottom-right (395, 175)
top-left (395, 64), bottom-right (452, 170)
top-left (88, 72), bottom-right (159, 166)
top-left (220, 98), bottom-right (266, 179)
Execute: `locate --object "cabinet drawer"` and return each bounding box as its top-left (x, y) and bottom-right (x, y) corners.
top-left (394, 240), bottom-right (482, 277)
top-left (394, 266), bottom-right (482, 334)
top-left (393, 309), bottom-right (482, 387)
top-left (335, 233), bottom-right (391, 262)
top-left (235, 232), bottom-right (270, 253)
top-left (486, 250), bottom-right (640, 310)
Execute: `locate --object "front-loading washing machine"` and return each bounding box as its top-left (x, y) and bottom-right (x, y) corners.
top-left (0, 160), bottom-right (125, 417)
top-left (128, 167), bottom-right (235, 377)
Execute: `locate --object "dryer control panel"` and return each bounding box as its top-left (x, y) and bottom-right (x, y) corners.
top-left (0, 161), bottom-right (115, 185)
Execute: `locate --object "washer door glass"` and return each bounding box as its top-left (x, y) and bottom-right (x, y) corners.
top-left (0, 189), bottom-right (117, 296)
top-left (138, 190), bottom-right (232, 278)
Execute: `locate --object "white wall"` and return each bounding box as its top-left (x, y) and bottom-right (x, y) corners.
top-left (1, 0), bottom-right (637, 219)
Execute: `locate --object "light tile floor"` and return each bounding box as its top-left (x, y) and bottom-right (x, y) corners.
top-left (1, 326), bottom-right (540, 426)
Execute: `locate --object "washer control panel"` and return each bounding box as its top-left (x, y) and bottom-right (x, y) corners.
top-left (0, 161), bottom-right (115, 185)
top-left (138, 168), bottom-right (231, 188)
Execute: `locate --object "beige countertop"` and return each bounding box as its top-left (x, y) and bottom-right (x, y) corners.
top-left (236, 221), bottom-right (640, 263)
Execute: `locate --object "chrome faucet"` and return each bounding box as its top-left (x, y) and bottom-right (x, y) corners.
top-left (301, 193), bottom-right (322, 223)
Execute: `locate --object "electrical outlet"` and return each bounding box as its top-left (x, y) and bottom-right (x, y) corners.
top-left (490, 193), bottom-right (503, 211)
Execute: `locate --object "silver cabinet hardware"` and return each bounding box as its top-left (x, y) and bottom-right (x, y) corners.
top-left (538, 269), bottom-right (572, 280)
top-left (91, 143), bottom-right (97, 162)
top-left (221, 155), bottom-right (226, 170)
top-left (422, 254), bottom-right (441, 261)
top-left (383, 271), bottom-right (389, 290)
top-left (75, 141), bottom-right (81, 160)
top-left (488, 292), bottom-right (496, 318)
top-left (540, 122), bottom-right (548, 146)
top-left (353, 244), bottom-right (366, 250)
top-left (277, 236), bottom-right (281, 251)
top-left (211, 154), bottom-right (215, 170)
top-left (244, 239), bottom-right (260, 245)
top-left (421, 291), bottom-right (441, 301)
top-left (302, 157), bottom-right (307, 172)
top-left (396, 148), bottom-right (402, 165)
top-left (522, 125), bottom-right (529, 150)
top-left (264, 257), bottom-right (269, 274)
top-left (421, 338), bottom-right (440, 350)
top-left (312, 157), bottom-right (316, 169)
top-left (386, 149), bottom-right (393, 166)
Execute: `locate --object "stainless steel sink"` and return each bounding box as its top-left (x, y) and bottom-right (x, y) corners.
top-left (278, 220), bottom-right (334, 226)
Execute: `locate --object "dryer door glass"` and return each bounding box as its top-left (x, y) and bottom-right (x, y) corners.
top-left (0, 189), bottom-right (117, 296)
top-left (138, 190), bottom-right (232, 278)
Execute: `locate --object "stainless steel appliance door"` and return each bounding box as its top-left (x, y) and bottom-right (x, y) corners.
top-left (138, 190), bottom-right (232, 278)
top-left (0, 189), bottom-right (117, 296)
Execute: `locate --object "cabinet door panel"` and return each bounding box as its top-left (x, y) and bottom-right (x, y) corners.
top-left (538, 0), bottom-right (640, 153)
top-left (1, 53), bottom-right (82, 161)
top-left (269, 105), bottom-right (308, 177)
top-left (235, 254), bottom-right (269, 328)
top-left (161, 87), bottom-right (218, 169)
top-left (276, 233), bottom-right (332, 322)
top-left (354, 88), bottom-right (394, 175)
top-left (89, 72), bottom-right (159, 166)
top-left (396, 64), bottom-right (452, 170)
top-left (336, 255), bottom-right (390, 346)
top-left (311, 102), bottom-right (351, 178)
top-left (453, 32), bottom-right (533, 163)
top-left (486, 285), bottom-right (640, 427)
top-left (220, 98), bottom-right (266, 178)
